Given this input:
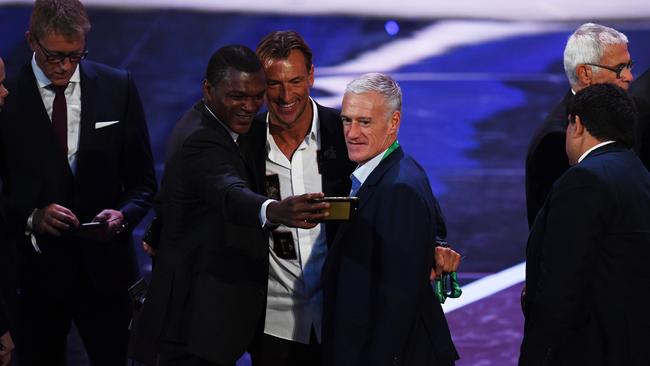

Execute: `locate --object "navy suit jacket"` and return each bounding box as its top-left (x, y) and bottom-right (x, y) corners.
top-left (0, 60), bottom-right (156, 292)
top-left (322, 146), bottom-right (458, 366)
top-left (520, 143), bottom-right (650, 366)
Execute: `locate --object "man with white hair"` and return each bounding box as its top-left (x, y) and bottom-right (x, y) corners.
top-left (525, 22), bottom-right (634, 227)
top-left (321, 73), bottom-right (458, 366)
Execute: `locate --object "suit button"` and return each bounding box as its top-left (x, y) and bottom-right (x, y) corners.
top-left (393, 356), bottom-right (400, 365)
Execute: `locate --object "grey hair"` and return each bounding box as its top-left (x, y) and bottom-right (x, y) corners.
top-left (345, 72), bottom-right (402, 116)
top-left (563, 23), bottom-right (628, 87)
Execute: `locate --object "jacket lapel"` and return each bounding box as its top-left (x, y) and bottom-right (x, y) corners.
top-left (329, 147), bottom-right (404, 250)
top-left (77, 62), bottom-right (97, 161)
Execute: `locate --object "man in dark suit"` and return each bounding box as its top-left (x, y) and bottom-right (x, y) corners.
top-left (321, 73), bottom-right (458, 366)
top-left (0, 56), bottom-right (16, 366)
top-left (519, 83), bottom-right (650, 365)
top-left (525, 23), bottom-right (634, 227)
top-left (134, 45), bottom-right (330, 366)
top-left (0, 1), bottom-right (156, 364)
top-left (246, 30), bottom-right (357, 366)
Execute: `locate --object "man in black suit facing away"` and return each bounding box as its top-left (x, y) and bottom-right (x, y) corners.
top-left (520, 83), bottom-right (650, 365)
top-left (134, 45), bottom-right (331, 366)
top-left (525, 23), bottom-right (634, 227)
top-left (0, 56), bottom-right (16, 366)
top-left (0, 1), bottom-right (157, 365)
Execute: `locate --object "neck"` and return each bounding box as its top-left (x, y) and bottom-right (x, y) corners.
top-left (269, 101), bottom-right (314, 159)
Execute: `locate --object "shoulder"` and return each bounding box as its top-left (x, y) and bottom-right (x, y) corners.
top-left (81, 60), bottom-right (128, 79)
top-left (380, 154), bottom-right (433, 201)
top-left (316, 103), bottom-right (341, 121)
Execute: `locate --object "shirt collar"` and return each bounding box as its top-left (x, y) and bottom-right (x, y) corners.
top-left (351, 145), bottom-right (391, 186)
top-left (203, 102), bottom-right (238, 142)
top-left (31, 53), bottom-right (80, 89)
top-left (578, 140), bottom-right (615, 163)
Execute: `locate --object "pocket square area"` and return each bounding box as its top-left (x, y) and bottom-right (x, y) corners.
top-left (95, 120), bottom-right (120, 129)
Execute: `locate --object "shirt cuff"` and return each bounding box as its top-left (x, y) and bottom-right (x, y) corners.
top-left (259, 199), bottom-right (277, 227)
top-left (25, 209), bottom-right (42, 254)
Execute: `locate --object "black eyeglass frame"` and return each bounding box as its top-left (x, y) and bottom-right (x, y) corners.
top-left (584, 60), bottom-right (634, 79)
top-left (34, 37), bottom-right (88, 64)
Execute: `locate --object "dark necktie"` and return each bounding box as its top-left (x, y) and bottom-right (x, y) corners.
top-left (49, 84), bottom-right (68, 153)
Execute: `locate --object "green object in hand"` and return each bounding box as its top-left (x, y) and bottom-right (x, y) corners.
top-left (435, 272), bottom-right (462, 304)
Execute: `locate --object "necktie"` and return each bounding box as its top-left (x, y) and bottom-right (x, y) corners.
top-left (49, 84), bottom-right (68, 153)
top-left (350, 174), bottom-right (362, 196)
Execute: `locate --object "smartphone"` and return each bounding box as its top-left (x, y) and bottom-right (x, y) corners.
top-left (79, 221), bottom-right (109, 229)
top-left (312, 196), bottom-right (360, 222)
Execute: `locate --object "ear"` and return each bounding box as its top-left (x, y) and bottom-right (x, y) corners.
top-left (388, 110), bottom-right (401, 135)
top-left (202, 79), bottom-right (212, 99)
top-left (575, 64), bottom-right (593, 87)
top-left (25, 31), bottom-right (36, 52)
top-left (573, 115), bottom-right (586, 137)
top-left (308, 64), bottom-right (315, 88)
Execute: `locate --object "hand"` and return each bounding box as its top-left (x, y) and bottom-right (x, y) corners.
top-left (266, 193), bottom-right (330, 229)
top-left (430, 246), bottom-right (461, 280)
top-left (142, 241), bottom-right (156, 257)
top-left (32, 203), bottom-right (79, 236)
top-left (0, 331), bottom-right (14, 366)
top-left (80, 209), bottom-right (125, 242)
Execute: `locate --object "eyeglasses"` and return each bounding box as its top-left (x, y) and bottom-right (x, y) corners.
top-left (34, 37), bottom-right (88, 64)
top-left (584, 60), bottom-right (634, 79)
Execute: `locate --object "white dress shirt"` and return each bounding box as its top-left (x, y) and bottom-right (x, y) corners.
top-left (264, 98), bottom-right (327, 344)
top-left (578, 140), bottom-right (616, 163)
top-left (31, 54), bottom-right (82, 172)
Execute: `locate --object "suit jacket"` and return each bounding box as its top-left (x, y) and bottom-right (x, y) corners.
top-left (132, 108), bottom-right (270, 364)
top-left (0, 60), bottom-right (156, 293)
top-left (520, 143), bottom-right (650, 366)
top-left (525, 90), bottom-right (572, 228)
top-left (164, 100), bottom-right (204, 163)
top-left (321, 146), bottom-right (458, 366)
top-left (0, 198), bottom-right (18, 336)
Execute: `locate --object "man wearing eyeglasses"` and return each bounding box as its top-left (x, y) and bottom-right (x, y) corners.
top-left (0, 1), bottom-right (156, 365)
top-left (525, 23), bottom-right (635, 228)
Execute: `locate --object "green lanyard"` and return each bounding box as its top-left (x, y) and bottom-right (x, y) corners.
top-left (381, 140), bottom-right (400, 161)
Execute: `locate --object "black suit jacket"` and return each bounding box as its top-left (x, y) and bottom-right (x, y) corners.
top-left (133, 108), bottom-right (271, 364)
top-left (322, 147), bottom-right (458, 366)
top-left (0, 198), bottom-right (18, 336)
top-left (0, 60), bottom-right (156, 292)
top-left (525, 90), bottom-right (572, 228)
top-left (249, 103), bottom-right (356, 244)
top-left (520, 143), bottom-right (650, 366)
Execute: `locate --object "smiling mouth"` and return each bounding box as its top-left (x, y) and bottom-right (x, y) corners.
top-left (276, 101), bottom-right (297, 111)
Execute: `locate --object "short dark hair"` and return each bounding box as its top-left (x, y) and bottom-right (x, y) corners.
top-left (568, 83), bottom-right (637, 148)
top-left (256, 30), bottom-right (313, 72)
top-left (29, 0), bottom-right (91, 40)
top-left (205, 45), bottom-right (262, 86)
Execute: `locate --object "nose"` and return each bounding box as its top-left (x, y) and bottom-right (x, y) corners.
top-left (622, 67), bottom-right (634, 83)
top-left (59, 57), bottom-right (75, 71)
top-left (345, 121), bottom-right (361, 139)
top-left (280, 84), bottom-right (290, 102)
top-left (241, 98), bottom-right (259, 114)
